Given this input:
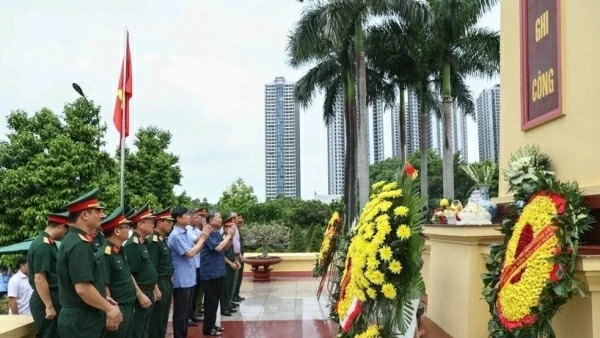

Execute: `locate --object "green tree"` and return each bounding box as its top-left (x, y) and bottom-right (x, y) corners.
top-left (308, 224), bottom-right (324, 252)
top-left (0, 99), bottom-right (119, 246)
top-left (289, 226), bottom-right (306, 253)
top-left (217, 178), bottom-right (258, 215)
top-left (123, 126), bottom-right (182, 210)
top-left (305, 225), bottom-right (316, 252)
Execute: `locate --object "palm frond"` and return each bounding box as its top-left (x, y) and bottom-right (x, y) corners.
top-left (322, 82), bottom-right (343, 126)
top-left (294, 59), bottom-right (341, 110)
top-left (453, 26), bottom-right (500, 78)
top-left (449, 72), bottom-right (475, 116)
top-left (287, 3), bottom-right (329, 68)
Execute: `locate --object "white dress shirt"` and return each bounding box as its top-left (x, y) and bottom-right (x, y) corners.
top-left (7, 270), bottom-right (33, 315)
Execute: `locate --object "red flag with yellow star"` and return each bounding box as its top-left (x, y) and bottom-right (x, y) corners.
top-left (113, 31), bottom-right (132, 143)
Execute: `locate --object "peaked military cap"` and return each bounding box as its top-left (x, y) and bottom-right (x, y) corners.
top-left (64, 188), bottom-right (105, 213)
top-left (153, 207), bottom-right (174, 221)
top-left (48, 211), bottom-right (70, 225)
top-left (127, 203), bottom-right (155, 224)
top-left (222, 214), bottom-right (236, 225)
top-left (125, 208), bottom-right (136, 219)
top-left (101, 206), bottom-right (131, 232)
top-left (198, 208), bottom-right (208, 216)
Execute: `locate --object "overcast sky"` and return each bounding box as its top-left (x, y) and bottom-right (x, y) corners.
top-left (0, 1), bottom-right (500, 203)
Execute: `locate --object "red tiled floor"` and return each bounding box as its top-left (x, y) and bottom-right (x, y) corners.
top-left (165, 319), bottom-right (338, 338)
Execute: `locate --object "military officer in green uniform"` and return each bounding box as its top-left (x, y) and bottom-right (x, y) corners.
top-left (97, 206), bottom-right (137, 338)
top-left (57, 188), bottom-right (122, 338)
top-left (219, 214), bottom-right (240, 316)
top-left (92, 225), bottom-right (106, 253)
top-left (27, 212), bottom-right (69, 338)
top-left (124, 203), bottom-right (159, 338)
top-left (147, 207), bottom-right (175, 338)
top-left (233, 213), bottom-right (246, 303)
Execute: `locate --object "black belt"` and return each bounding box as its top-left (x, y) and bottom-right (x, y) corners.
top-left (138, 284), bottom-right (154, 291)
top-left (158, 276), bottom-right (172, 281)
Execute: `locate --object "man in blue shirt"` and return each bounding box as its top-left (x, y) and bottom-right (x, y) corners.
top-left (200, 210), bottom-right (234, 336)
top-left (167, 207), bottom-right (211, 338)
top-left (185, 209), bottom-right (203, 325)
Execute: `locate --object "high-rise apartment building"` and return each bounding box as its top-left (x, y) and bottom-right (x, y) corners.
top-left (392, 91), bottom-right (470, 160)
top-left (264, 77), bottom-right (301, 199)
top-left (327, 91), bottom-right (345, 195)
top-left (391, 104), bottom-right (401, 158)
top-left (372, 100), bottom-right (385, 164)
top-left (476, 84), bottom-right (501, 162)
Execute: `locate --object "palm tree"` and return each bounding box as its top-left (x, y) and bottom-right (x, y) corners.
top-left (321, 0), bottom-right (430, 215)
top-left (427, 0), bottom-right (500, 199)
top-left (287, 3), bottom-right (359, 231)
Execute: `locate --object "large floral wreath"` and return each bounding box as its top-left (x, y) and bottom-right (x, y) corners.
top-left (314, 211), bottom-right (343, 278)
top-left (335, 163), bottom-right (426, 337)
top-left (482, 145), bottom-right (594, 337)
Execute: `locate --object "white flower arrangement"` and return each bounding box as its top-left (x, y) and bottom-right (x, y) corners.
top-left (461, 162), bottom-right (497, 186)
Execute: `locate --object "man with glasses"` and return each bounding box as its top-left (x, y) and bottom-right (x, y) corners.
top-left (96, 206), bottom-right (136, 337)
top-left (56, 188), bottom-right (122, 338)
top-left (124, 204), bottom-right (159, 338)
top-left (147, 207), bottom-right (175, 338)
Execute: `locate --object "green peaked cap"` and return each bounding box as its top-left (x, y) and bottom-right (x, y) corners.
top-left (101, 206), bottom-right (131, 231)
top-left (125, 208), bottom-right (136, 219)
top-left (127, 203), bottom-right (155, 223)
top-left (63, 188), bottom-right (105, 213)
top-left (48, 211), bottom-right (70, 224)
top-left (152, 207), bottom-right (175, 220)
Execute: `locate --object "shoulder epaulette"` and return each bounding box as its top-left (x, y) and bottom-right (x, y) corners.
top-left (132, 236), bottom-right (139, 244)
top-left (43, 237), bottom-right (50, 244)
top-left (104, 246), bottom-right (111, 255)
top-left (78, 234), bottom-right (90, 242)
top-left (153, 234), bottom-right (158, 242)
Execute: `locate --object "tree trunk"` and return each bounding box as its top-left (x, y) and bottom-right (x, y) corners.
top-left (399, 86), bottom-right (407, 164)
top-left (343, 70), bottom-right (358, 233)
top-left (419, 89), bottom-right (429, 199)
top-left (355, 20), bottom-right (370, 216)
top-left (442, 63), bottom-right (454, 199)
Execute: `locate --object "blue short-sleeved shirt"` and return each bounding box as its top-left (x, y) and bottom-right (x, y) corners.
top-left (199, 231), bottom-right (226, 281)
top-left (185, 225), bottom-right (201, 268)
top-left (167, 226), bottom-right (197, 288)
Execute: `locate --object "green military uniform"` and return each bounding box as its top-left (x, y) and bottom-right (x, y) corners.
top-left (147, 207), bottom-right (175, 338)
top-left (28, 212), bottom-right (68, 338)
top-left (219, 217), bottom-right (237, 315)
top-left (92, 231), bottom-right (105, 253)
top-left (57, 188), bottom-right (107, 338)
top-left (234, 225), bottom-right (245, 299)
top-left (97, 206), bottom-right (136, 338)
top-left (124, 205), bottom-right (158, 338)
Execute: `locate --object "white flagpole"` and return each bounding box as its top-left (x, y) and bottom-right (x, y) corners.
top-left (119, 28), bottom-right (128, 209)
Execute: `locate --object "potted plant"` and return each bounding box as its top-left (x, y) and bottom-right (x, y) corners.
top-left (243, 223), bottom-right (290, 281)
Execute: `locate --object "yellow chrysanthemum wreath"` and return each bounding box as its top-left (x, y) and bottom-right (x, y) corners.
top-left (336, 163), bottom-right (426, 337)
top-left (482, 145), bottom-right (594, 337)
top-left (314, 211), bottom-right (342, 278)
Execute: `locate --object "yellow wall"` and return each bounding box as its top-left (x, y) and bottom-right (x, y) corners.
top-left (243, 252), bottom-right (317, 273)
top-left (499, 0), bottom-right (600, 197)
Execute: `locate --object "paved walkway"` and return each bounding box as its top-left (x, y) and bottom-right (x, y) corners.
top-left (166, 277), bottom-right (338, 337)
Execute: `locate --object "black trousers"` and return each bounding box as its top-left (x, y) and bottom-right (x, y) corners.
top-left (189, 267), bottom-right (202, 318)
top-left (202, 277), bottom-right (222, 334)
top-left (172, 286), bottom-right (193, 338)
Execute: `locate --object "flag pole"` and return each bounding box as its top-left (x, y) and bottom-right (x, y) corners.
top-left (119, 28), bottom-right (128, 209)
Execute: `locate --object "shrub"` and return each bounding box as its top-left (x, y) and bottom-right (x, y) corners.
top-left (289, 226), bottom-right (305, 253)
top-left (244, 222), bottom-right (290, 258)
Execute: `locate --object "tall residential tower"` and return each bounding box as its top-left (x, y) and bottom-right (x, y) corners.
top-left (476, 84), bottom-right (500, 162)
top-left (264, 77), bottom-right (301, 199)
top-left (327, 92), bottom-right (345, 195)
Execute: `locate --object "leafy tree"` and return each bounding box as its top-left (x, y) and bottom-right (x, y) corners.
top-left (0, 99), bottom-right (119, 246)
top-left (308, 224), bottom-right (324, 252)
top-left (305, 225), bottom-right (316, 252)
top-left (217, 178), bottom-right (258, 215)
top-left (289, 226), bottom-right (306, 253)
top-left (123, 126), bottom-right (182, 210)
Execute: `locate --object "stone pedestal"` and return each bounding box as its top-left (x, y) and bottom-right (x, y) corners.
top-left (423, 225), bottom-right (502, 338)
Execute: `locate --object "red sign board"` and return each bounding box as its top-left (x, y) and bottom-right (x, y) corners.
top-left (520, 0), bottom-right (563, 130)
